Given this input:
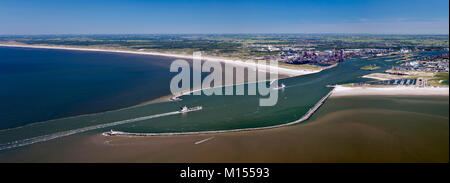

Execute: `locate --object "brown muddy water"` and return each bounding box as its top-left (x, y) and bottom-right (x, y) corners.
top-left (0, 95), bottom-right (447, 162)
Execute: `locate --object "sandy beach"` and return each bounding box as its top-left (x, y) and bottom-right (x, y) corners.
top-left (332, 85), bottom-right (449, 97)
top-left (0, 43), bottom-right (321, 77)
top-left (1, 43), bottom-right (448, 162)
top-left (361, 73), bottom-right (410, 81)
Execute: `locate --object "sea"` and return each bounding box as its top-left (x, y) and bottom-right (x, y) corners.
top-left (0, 46), bottom-right (447, 148)
top-left (0, 46), bottom-right (177, 129)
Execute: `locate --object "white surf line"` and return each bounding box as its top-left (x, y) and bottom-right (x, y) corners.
top-left (0, 111), bottom-right (181, 151)
top-left (194, 137), bottom-right (215, 145)
top-left (0, 44), bottom-right (318, 76)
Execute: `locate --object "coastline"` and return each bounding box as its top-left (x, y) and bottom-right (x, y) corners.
top-left (0, 43), bottom-right (319, 106)
top-left (0, 77), bottom-right (333, 150)
top-left (331, 85), bottom-right (449, 97)
top-left (0, 44), bottom-right (448, 152)
top-left (0, 43), bottom-right (322, 77)
top-left (361, 73), bottom-right (409, 81)
top-left (0, 43), bottom-right (319, 136)
top-left (0, 89), bottom-right (334, 152)
top-left (2, 94), bottom-right (447, 162)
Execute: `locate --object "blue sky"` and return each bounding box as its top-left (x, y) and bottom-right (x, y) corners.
top-left (0, 0), bottom-right (448, 34)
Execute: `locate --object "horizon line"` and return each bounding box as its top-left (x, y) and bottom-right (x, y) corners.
top-left (1, 33), bottom-right (449, 36)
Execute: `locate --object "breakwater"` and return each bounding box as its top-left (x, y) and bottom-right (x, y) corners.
top-left (0, 111), bottom-right (181, 151)
top-left (104, 88), bottom-right (335, 137)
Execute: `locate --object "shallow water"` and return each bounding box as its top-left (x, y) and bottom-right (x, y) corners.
top-left (1, 96), bottom-right (447, 162)
top-left (0, 48), bottom-right (446, 146)
top-left (0, 46), bottom-right (178, 129)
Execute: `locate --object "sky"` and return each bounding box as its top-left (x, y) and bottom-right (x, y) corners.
top-left (0, 0), bottom-right (448, 34)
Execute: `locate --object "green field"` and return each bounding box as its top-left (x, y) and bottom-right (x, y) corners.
top-left (1, 34), bottom-right (448, 61)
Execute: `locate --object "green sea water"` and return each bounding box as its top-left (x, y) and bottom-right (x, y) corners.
top-left (0, 50), bottom-right (447, 146)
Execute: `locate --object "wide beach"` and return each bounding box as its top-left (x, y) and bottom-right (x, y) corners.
top-left (0, 43), bottom-right (321, 77)
top-left (0, 45), bottom-right (447, 157)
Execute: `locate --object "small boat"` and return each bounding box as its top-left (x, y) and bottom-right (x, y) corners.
top-left (170, 96), bottom-right (182, 102)
top-left (272, 83), bottom-right (286, 90)
top-left (103, 129), bottom-right (120, 136)
top-left (179, 105), bottom-right (203, 113)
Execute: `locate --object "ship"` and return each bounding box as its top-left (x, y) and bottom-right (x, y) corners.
top-left (179, 105), bottom-right (203, 113)
top-left (170, 96), bottom-right (182, 102)
top-left (103, 129), bottom-right (120, 136)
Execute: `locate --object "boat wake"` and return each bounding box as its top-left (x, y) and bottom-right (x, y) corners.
top-left (0, 111), bottom-right (182, 151)
top-left (97, 89), bottom-right (335, 137)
